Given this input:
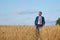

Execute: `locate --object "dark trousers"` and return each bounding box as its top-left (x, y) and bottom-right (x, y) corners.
top-left (36, 24), bottom-right (43, 30)
top-left (36, 24), bottom-right (43, 40)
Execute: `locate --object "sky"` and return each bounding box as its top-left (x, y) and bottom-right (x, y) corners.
top-left (0, 0), bottom-right (60, 25)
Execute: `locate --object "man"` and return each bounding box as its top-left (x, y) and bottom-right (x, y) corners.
top-left (35, 11), bottom-right (45, 40)
top-left (35, 11), bottom-right (45, 30)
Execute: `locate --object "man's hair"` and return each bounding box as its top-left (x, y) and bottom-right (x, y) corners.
top-left (39, 11), bottom-right (42, 14)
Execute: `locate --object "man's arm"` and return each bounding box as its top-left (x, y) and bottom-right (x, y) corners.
top-left (42, 17), bottom-right (45, 25)
top-left (35, 16), bottom-right (38, 26)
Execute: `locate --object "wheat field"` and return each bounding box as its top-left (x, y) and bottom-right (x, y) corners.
top-left (0, 25), bottom-right (60, 40)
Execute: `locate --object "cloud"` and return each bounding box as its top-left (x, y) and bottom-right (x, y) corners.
top-left (17, 10), bottom-right (38, 14)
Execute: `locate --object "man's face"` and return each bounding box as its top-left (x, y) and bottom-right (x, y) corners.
top-left (39, 13), bottom-right (42, 16)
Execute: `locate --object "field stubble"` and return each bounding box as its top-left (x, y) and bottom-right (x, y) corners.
top-left (0, 25), bottom-right (60, 40)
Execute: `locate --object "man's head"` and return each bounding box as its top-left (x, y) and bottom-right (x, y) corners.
top-left (38, 11), bottom-right (42, 16)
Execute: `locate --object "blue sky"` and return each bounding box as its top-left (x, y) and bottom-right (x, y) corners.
top-left (0, 0), bottom-right (60, 25)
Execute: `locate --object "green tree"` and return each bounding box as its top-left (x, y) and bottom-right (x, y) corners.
top-left (56, 18), bottom-right (60, 25)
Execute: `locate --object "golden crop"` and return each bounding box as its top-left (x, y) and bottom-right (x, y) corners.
top-left (0, 25), bottom-right (60, 40)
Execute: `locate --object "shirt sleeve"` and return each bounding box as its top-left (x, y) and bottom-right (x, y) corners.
top-left (35, 16), bottom-right (38, 25)
top-left (42, 17), bottom-right (45, 25)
